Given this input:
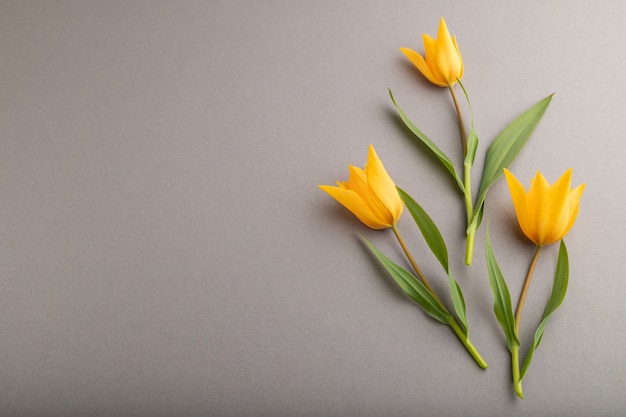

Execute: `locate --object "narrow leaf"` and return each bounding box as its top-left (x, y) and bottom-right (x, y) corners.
top-left (389, 89), bottom-right (465, 193)
top-left (363, 237), bottom-right (451, 324)
top-left (457, 80), bottom-right (478, 168)
top-left (396, 188), bottom-right (466, 331)
top-left (485, 226), bottom-right (520, 350)
top-left (520, 240), bottom-right (569, 379)
top-left (464, 128), bottom-right (479, 167)
top-left (471, 201), bottom-right (485, 231)
top-left (397, 187), bottom-right (449, 272)
top-left (449, 273), bottom-right (468, 333)
top-left (475, 94), bottom-right (553, 211)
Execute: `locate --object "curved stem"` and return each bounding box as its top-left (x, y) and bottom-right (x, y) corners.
top-left (515, 246), bottom-right (543, 334)
top-left (511, 345), bottom-right (524, 399)
top-left (450, 83), bottom-right (474, 264)
top-left (448, 84), bottom-right (467, 158)
top-left (448, 318), bottom-right (489, 369)
top-left (391, 225), bottom-right (488, 370)
top-left (465, 222), bottom-right (476, 266)
top-left (391, 225), bottom-right (441, 304)
top-left (463, 161), bottom-right (475, 265)
top-left (463, 162), bottom-right (474, 221)
top-left (510, 245), bottom-right (541, 399)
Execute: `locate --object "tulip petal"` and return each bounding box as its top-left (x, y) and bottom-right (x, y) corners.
top-left (400, 47), bottom-right (447, 87)
top-left (365, 145), bottom-right (403, 223)
top-left (504, 169), bottom-right (534, 244)
top-left (401, 18), bottom-right (463, 87)
top-left (422, 34), bottom-right (447, 85)
top-left (540, 169), bottom-right (573, 245)
top-left (505, 169), bottom-right (585, 247)
top-left (345, 164), bottom-right (392, 223)
top-left (318, 185), bottom-right (389, 229)
top-left (437, 17), bottom-right (452, 44)
top-left (422, 34), bottom-right (437, 66)
top-left (345, 165), bottom-right (368, 195)
top-left (527, 171), bottom-right (549, 244)
top-left (433, 18), bottom-right (462, 85)
top-left (561, 183), bottom-right (586, 238)
top-left (452, 36), bottom-right (464, 79)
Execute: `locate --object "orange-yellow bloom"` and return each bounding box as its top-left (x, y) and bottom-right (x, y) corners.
top-left (400, 17), bottom-right (464, 87)
top-left (319, 145), bottom-right (403, 229)
top-left (504, 168), bottom-right (586, 247)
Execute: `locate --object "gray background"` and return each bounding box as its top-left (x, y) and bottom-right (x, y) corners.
top-left (1, 1), bottom-right (624, 416)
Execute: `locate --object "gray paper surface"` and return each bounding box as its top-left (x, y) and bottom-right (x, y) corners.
top-left (1, 1), bottom-right (624, 416)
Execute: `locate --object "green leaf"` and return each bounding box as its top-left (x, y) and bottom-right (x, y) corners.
top-left (485, 226), bottom-right (520, 351)
top-left (449, 273), bottom-right (468, 333)
top-left (520, 240), bottom-right (569, 380)
top-left (464, 127), bottom-right (479, 167)
top-left (397, 187), bottom-right (449, 272)
top-left (457, 79), bottom-right (478, 168)
top-left (362, 236), bottom-right (452, 325)
top-left (471, 201), bottom-right (485, 231)
top-left (396, 187), bottom-right (467, 331)
top-left (475, 94), bottom-right (553, 212)
top-left (389, 89), bottom-right (465, 193)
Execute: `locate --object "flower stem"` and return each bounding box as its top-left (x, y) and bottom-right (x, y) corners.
top-left (448, 317), bottom-right (489, 369)
top-left (465, 222), bottom-right (476, 266)
top-left (391, 224), bottom-right (488, 370)
top-left (511, 245), bottom-right (542, 399)
top-left (463, 161), bottom-right (475, 266)
top-left (463, 162), bottom-right (473, 220)
top-left (511, 345), bottom-right (524, 399)
top-left (391, 224), bottom-right (441, 305)
top-left (450, 83), bottom-right (474, 265)
top-left (448, 84), bottom-right (467, 158)
top-left (515, 246), bottom-right (543, 334)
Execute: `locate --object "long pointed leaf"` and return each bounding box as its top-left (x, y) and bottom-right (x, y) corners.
top-left (396, 188), bottom-right (467, 331)
top-left (449, 273), bottom-right (468, 333)
top-left (397, 187), bottom-right (449, 272)
top-left (389, 89), bottom-right (465, 193)
top-left (457, 80), bottom-right (479, 168)
top-left (363, 237), bottom-right (451, 324)
top-left (475, 94), bottom-right (553, 212)
top-left (471, 201), bottom-right (485, 230)
top-left (520, 240), bottom-right (569, 379)
top-left (485, 226), bottom-right (520, 350)
top-left (465, 128), bottom-right (479, 167)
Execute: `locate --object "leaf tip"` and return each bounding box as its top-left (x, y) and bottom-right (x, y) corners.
top-left (388, 88), bottom-right (397, 103)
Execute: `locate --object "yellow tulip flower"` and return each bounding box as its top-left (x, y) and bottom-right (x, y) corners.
top-left (319, 145), bottom-right (403, 229)
top-left (400, 17), bottom-right (464, 87)
top-left (504, 168), bottom-right (586, 247)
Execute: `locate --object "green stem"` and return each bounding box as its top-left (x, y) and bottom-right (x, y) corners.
top-left (448, 318), bottom-right (489, 369)
top-left (465, 222), bottom-right (476, 266)
top-left (463, 162), bottom-right (473, 220)
top-left (392, 225), bottom-right (488, 369)
top-left (451, 82), bottom-right (475, 265)
top-left (511, 345), bottom-right (524, 399)
top-left (515, 246), bottom-right (543, 334)
top-left (510, 246), bottom-right (542, 399)
top-left (448, 84), bottom-right (467, 158)
top-left (463, 161), bottom-right (475, 266)
top-left (391, 225), bottom-right (442, 306)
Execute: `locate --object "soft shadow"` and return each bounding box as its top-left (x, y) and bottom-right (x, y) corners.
top-left (383, 106), bottom-right (460, 194)
top-left (355, 234), bottom-right (415, 304)
top-left (318, 201), bottom-right (360, 227)
top-left (356, 234), bottom-right (449, 309)
top-left (398, 58), bottom-right (435, 90)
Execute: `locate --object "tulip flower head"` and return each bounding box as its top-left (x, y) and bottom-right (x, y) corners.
top-left (504, 168), bottom-right (585, 247)
top-left (400, 17), bottom-right (464, 87)
top-left (319, 145), bottom-right (403, 229)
